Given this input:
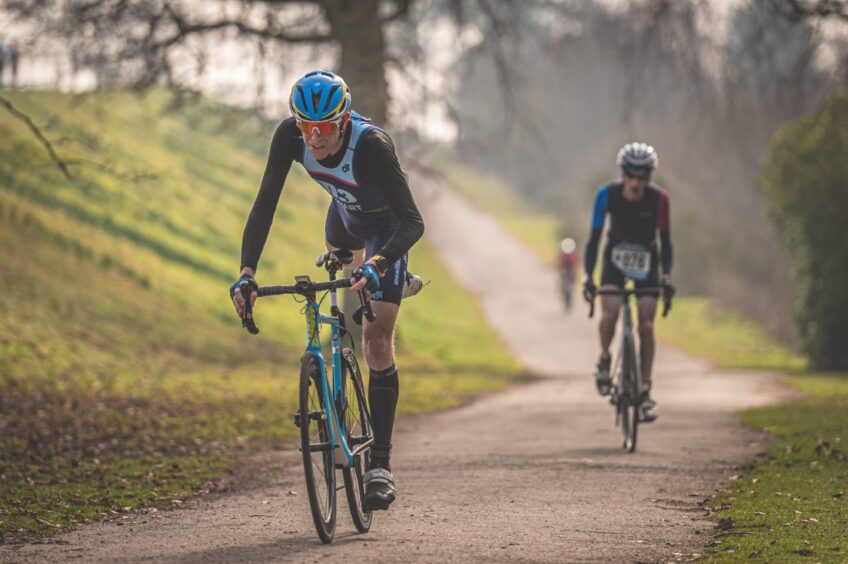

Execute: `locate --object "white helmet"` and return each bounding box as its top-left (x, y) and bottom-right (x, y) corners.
top-left (616, 142), bottom-right (659, 173)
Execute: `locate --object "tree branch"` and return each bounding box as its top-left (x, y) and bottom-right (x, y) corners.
top-left (66, 158), bottom-right (158, 183)
top-left (776, 0), bottom-right (848, 20)
top-left (0, 94), bottom-right (72, 180)
top-left (157, 4), bottom-right (333, 52)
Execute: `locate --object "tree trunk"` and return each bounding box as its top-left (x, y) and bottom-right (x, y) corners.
top-left (323, 0), bottom-right (389, 125)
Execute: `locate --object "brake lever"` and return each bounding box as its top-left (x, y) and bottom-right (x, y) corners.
top-left (360, 290), bottom-right (376, 322)
top-left (662, 296), bottom-right (672, 318)
top-left (352, 290), bottom-right (376, 325)
top-left (350, 269), bottom-right (376, 325)
top-left (240, 281), bottom-right (259, 335)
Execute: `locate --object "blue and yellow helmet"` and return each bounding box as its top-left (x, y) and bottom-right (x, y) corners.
top-left (289, 70), bottom-right (351, 122)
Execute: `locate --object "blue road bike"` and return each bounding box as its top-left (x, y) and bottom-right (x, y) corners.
top-left (239, 250), bottom-right (374, 543)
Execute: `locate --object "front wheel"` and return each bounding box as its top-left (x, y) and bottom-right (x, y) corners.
top-left (618, 334), bottom-right (640, 453)
top-left (299, 353), bottom-right (336, 543)
top-left (341, 349), bottom-right (373, 533)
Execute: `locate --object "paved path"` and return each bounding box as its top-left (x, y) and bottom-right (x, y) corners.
top-left (1, 168), bottom-right (790, 563)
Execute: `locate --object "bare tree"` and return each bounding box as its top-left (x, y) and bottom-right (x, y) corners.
top-left (1, 0), bottom-right (418, 124)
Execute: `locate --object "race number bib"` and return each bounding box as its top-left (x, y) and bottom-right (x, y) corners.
top-left (611, 243), bottom-right (651, 281)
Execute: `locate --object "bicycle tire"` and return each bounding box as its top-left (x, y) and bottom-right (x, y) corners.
top-left (299, 353), bottom-right (337, 543)
top-left (619, 334), bottom-right (639, 453)
top-left (340, 349), bottom-right (374, 533)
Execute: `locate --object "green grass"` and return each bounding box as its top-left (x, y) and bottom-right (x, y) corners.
top-left (655, 297), bottom-right (806, 371)
top-left (705, 373), bottom-right (848, 562)
top-left (0, 456), bottom-right (232, 542)
top-left (0, 90), bottom-right (521, 542)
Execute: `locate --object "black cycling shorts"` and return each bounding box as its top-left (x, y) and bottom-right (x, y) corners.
top-left (324, 200), bottom-right (407, 305)
top-left (600, 243), bottom-right (660, 292)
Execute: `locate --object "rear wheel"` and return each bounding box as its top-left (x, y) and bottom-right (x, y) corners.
top-left (618, 334), bottom-right (639, 453)
top-left (341, 349), bottom-right (373, 533)
top-left (299, 353), bottom-right (336, 543)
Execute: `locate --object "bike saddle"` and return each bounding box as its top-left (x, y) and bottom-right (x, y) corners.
top-left (315, 249), bottom-right (354, 267)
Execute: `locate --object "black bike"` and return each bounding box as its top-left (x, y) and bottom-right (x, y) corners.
top-left (589, 243), bottom-right (672, 452)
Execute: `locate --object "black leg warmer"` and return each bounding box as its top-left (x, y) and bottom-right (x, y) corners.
top-left (368, 364), bottom-right (399, 466)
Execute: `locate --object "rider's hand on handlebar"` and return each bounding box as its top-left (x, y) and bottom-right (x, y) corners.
top-left (230, 271), bottom-right (258, 317)
top-left (582, 275), bottom-right (597, 304)
top-left (351, 262), bottom-right (380, 294)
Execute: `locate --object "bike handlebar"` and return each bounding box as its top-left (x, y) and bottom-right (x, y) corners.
top-left (588, 286), bottom-right (672, 319)
top-left (258, 278), bottom-right (352, 296)
top-left (239, 273), bottom-right (375, 335)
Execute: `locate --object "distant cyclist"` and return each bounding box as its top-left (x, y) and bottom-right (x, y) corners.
top-left (557, 238), bottom-right (580, 310)
top-left (230, 70), bottom-right (425, 510)
top-left (581, 143), bottom-right (674, 422)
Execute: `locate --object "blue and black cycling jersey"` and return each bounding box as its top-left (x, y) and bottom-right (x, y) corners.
top-left (584, 181), bottom-right (673, 280)
top-left (240, 113), bottom-right (424, 273)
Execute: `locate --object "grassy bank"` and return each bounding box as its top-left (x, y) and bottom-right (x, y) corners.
top-left (0, 91), bottom-right (521, 542)
top-left (654, 297), bottom-right (805, 371)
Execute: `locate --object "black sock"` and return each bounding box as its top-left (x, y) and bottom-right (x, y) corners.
top-left (369, 364), bottom-right (399, 467)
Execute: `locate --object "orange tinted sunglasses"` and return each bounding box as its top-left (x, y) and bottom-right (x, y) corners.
top-left (295, 114), bottom-right (349, 136)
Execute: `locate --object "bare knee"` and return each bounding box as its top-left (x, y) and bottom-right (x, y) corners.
top-left (638, 319), bottom-right (654, 340)
top-left (600, 297), bottom-right (620, 326)
top-left (363, 321), bottom-right (394, 369)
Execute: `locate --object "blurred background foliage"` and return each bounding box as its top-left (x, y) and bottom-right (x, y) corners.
top-left (450, 0), bottom-right (848, 347)
top-left (761, 92), bottom-right (848, 369)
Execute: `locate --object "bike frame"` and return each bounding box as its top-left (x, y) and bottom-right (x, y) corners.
top-left (599, 283), bottom-right (667, 402)
top-left (302, 272), bottom-right (365, 471)
top-left (610, 288), bottom-right (641, 398)
top-left (304, 269), bottom-right (373, 468)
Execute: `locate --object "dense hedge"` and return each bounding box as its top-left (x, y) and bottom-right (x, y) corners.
top-left (761, 92), bottom-right (848, 369)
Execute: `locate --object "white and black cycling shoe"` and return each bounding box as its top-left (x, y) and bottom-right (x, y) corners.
top-left (640, 396), bottom-right (658, 423)
top-left (595, 353), bottom-right (612, 396)
top-left (363, 466), bottom-right (396, 511)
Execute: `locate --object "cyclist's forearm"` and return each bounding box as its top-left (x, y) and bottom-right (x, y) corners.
top-left (362, 133), bottom-right (425, 263)
top-left (375, 210), bottom-right (424, 264)
top-left (584, 227), bottom-right (602, 277)
top-left (240, 203), bottom-right (277, 271)
top-left (660, 230), bottom-right (673, 276)
top-left (378, 170), bottom-right (425, 262)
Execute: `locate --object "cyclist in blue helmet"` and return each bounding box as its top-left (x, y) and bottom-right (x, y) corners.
top-left (231, 70), bottom-right (425, 510)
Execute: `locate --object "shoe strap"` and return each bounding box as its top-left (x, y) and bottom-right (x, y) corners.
top-left (364, 467), bottom-right (395, 487)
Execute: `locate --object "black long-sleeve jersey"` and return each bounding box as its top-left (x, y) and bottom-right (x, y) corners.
top-left (240, 116), bottom-right (424, 271)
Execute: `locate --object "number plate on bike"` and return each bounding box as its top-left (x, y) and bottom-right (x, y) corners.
top-left (611, 244), bottom-right (651, 281)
